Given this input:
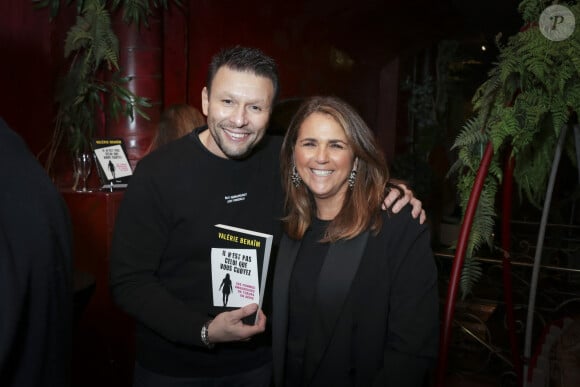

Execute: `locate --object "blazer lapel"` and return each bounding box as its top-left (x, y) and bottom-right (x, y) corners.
top-left (272, 235), bottom-right (301, 387)
top-left (303, 230), bottom-right (369, 385)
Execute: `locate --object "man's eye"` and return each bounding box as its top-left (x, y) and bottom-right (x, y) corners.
top-left (222, 99), bottom-right (233, 105)
top-left (250, 105), bottom-right (262, 112)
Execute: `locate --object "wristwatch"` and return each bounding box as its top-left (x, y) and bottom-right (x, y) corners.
top-left (201, 319), bottom-right (215, 349)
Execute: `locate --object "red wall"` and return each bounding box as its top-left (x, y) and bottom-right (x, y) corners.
top-left (1, 1), bottom-right (351, 157)
top-left (0, 2), bottom-right (63, 157)
top-left (1, 0), bottom-right (441, 164)
top-left (161, 0), bottom-right (392, 155)
top-left (165, 0), bottom-right (352, 111)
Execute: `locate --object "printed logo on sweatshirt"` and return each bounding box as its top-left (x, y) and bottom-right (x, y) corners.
top-left (224, 193), bottom-right (247, 204)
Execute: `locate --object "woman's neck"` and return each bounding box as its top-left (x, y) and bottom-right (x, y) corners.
top-left (315, 198), bottom-right (343, 220)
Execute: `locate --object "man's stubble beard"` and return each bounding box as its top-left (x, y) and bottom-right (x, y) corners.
top-left (206, 113), bottom-right (269, 159)
top-left (208, 123), bottom-right (265, 160)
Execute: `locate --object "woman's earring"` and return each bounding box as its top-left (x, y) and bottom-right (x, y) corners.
top-left (348, 169), bottom-right (357, 189)
top-left (291, 165), bottom-right (302, 187)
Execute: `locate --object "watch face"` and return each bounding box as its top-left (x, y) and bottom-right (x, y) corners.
top-left (539, 5), bottom-right (576, 42)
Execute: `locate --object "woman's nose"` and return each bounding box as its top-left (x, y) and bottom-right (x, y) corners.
top-left (315, 146), bottom-right (329, 163)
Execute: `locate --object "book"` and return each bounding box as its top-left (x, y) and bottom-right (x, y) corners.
top-left (92, 138), bottom-right (132, 189)
top-left (209, 224), bottom-right (273, 325)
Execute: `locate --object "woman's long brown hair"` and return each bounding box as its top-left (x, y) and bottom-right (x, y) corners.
top-left (148, 104), bottom-right (206, 152)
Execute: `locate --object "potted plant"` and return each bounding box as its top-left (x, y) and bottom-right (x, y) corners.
top-left (449, 0), bottom-right (580, 296)
top-left (435, 3), bottom-right (580, 384)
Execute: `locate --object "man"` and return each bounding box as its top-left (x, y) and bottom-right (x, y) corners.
top-left (0, 117), bottom-right (73, 387)
top-left (110, 46), bottom-right (424, 386)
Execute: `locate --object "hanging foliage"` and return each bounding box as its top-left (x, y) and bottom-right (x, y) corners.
top-left (33, 0), bottom-right (180, 172)
top-left (449, 0), bottom-right (580, 297)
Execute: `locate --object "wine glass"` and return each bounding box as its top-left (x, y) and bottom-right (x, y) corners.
top-left (76, 152), bottom-right (92, 192)
top-left (72, 153), bottom-right (81, 191)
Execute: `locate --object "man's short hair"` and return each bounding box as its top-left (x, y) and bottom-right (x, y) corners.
top-left (206, 46), bottom-right (280, 102)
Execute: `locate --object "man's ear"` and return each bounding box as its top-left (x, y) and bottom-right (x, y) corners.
top-left (201, 87), bottom-right (209, 115)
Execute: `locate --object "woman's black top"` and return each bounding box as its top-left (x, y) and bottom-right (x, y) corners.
top-left (285, 218), bottom-right (330, 387)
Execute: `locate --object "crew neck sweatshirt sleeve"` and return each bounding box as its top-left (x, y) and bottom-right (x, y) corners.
top-left (109, 156), bottom-right (206, 347)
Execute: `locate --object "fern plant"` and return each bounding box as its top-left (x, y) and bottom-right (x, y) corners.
top-left (34, 0), bottom-right (179, 173)
top-left (449, 0), bottom-right (580, 297)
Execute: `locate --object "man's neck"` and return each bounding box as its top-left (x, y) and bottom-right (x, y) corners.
top-left (197, 128), bottom-right (228, 159)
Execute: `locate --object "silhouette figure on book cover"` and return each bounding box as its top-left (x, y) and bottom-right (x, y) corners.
top-left (108, 160), bottom-right (116, 180)
top-left (219, 273), bottom-right (233, 307)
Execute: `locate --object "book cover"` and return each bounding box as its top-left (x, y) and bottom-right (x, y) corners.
top-left (209, 224), bottom-right (273, 325)
top-left (92, 138), bottom-right (132, 189)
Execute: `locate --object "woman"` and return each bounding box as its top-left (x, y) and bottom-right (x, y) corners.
top-left (272, 96), bottom-right (439, 386)
top-left (147, 104), bottom-right (206, 152)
